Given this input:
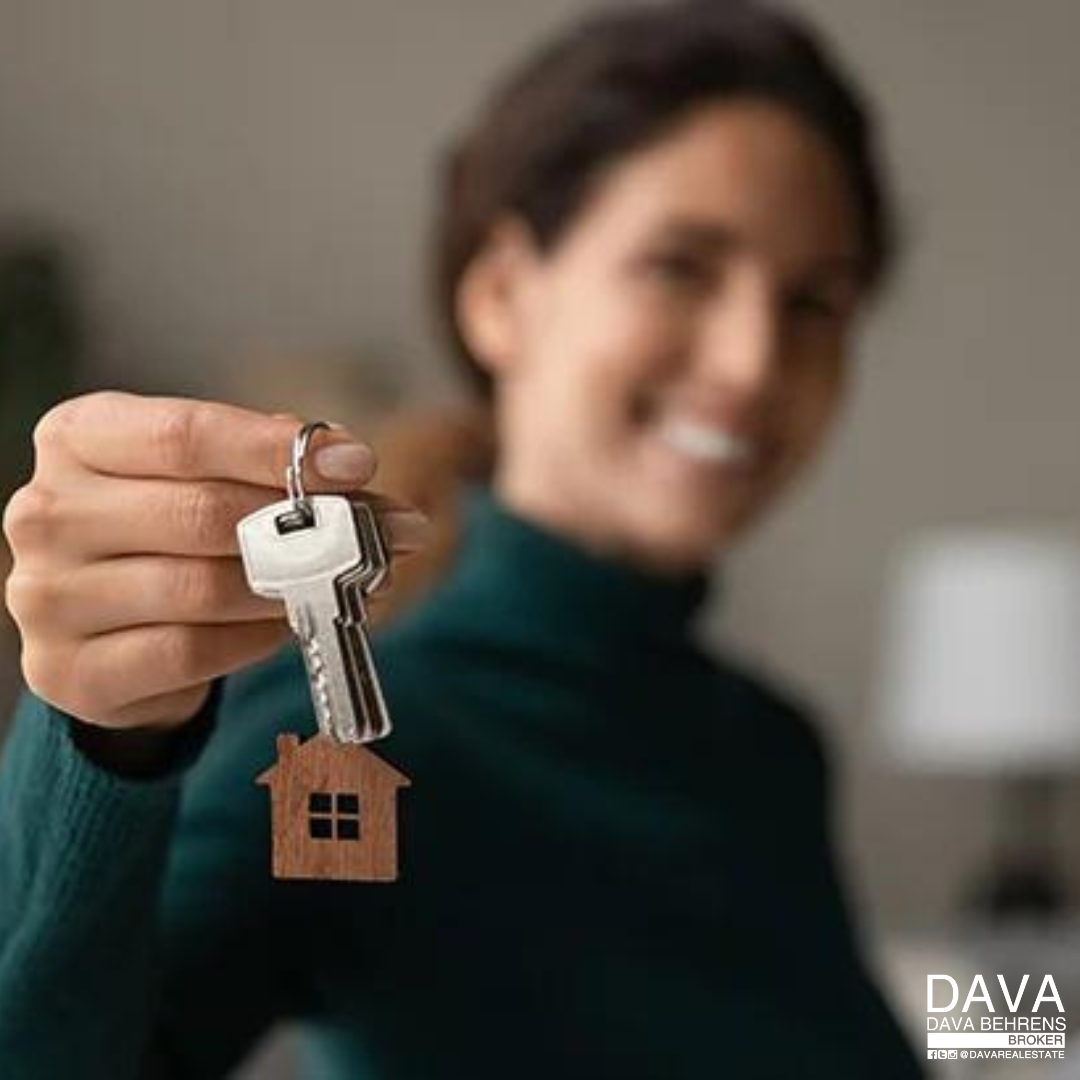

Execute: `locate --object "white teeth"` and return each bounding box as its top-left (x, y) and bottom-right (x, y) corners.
top-left (657, 417), bottom-right (756, 466)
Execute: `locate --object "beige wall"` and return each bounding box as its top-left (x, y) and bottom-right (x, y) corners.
top-left (0, 0), bottom-right (1077, 932)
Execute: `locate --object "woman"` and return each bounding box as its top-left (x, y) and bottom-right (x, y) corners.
top-left (0, 2), bottom-right (922, 1077)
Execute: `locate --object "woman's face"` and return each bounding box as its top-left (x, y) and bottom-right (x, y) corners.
top-left (459, 98), bottom-right (868, 573)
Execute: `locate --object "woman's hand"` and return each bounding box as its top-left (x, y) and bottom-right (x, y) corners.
top-left (2, 391), bottom-right (429, 734)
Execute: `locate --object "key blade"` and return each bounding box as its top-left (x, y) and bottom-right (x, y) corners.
top-left (289, 598), bottom-right (337, 737)
top-left (335, 581), bottom-right (392, 742)
top-left (288, 585), bottom-right (391, 744)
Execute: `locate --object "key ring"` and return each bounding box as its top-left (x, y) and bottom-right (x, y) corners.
top-left (286, 419), bottom-right (330, 509)
top-left (278, 419), bottom-right (330, 531)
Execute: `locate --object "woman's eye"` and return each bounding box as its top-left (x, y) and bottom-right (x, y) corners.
top-left (786, 292), bottom-right (842, 320)
top-left (644, 252), bottom-right (713, 290)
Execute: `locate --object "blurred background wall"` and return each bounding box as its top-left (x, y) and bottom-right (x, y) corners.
top-left (0, 0), bottom-right (1077, 944)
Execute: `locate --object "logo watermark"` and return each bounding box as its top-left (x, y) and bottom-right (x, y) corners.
top-left (925, 974), bottom-right (1066, 1062)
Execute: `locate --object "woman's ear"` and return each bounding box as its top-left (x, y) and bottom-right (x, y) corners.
top-left (454, 216), bottom-right (541, 378)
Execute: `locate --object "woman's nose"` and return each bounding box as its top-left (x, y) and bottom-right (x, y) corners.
top-left (695, 275), bottom-right (783, 400)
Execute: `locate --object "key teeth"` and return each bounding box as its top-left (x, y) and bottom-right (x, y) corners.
top-left (301, 634), bottom-right (334, 737)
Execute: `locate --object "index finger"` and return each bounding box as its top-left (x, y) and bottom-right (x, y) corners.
top-left (43, 391), bottom-right (378, 489)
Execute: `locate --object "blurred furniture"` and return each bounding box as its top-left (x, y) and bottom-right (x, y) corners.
top-left (366, 404), bottom-right (494, 624)
top-left (873, 529), bottom-right (1080, 918)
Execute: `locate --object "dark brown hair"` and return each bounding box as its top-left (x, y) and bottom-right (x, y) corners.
top-left (430, 0), bottom-right (900, 398)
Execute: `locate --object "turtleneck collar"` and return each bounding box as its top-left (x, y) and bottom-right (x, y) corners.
top-left (431, 482), bottom-right (715, 653)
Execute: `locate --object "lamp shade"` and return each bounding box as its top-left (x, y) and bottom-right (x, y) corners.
top-left (873, 528), bottom-right (1080, 773)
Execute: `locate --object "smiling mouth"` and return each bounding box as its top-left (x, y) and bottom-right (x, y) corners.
top-left (654, 416), bottom-right (759, 470)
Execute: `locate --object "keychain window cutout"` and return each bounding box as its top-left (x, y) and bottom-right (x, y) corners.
top-left (307, 791), bottom-right (362, 841)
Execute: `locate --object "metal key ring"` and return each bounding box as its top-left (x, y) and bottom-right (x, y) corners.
top-left (285, 419), bottom-right (330, 520)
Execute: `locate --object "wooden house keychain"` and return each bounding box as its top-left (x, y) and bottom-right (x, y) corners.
top-left (237, 420), bottom-right (411, 883)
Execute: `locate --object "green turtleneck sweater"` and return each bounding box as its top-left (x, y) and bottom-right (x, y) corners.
top-left (0, 484), bottom-right (922, 1079)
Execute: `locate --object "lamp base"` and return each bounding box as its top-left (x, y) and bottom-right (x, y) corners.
top-left (963, 775), bottom-right (1073, 921)
top-left (963, 858), bottom-right (1070, 920)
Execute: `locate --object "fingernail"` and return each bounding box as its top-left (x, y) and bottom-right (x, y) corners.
top-left (383, 509), bottom-right (434, 549)
top-left (313, 442), bottom-right (377, 481)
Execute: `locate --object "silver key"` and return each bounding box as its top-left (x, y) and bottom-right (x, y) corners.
top-left (237, 494), bottom-right (392, 744)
